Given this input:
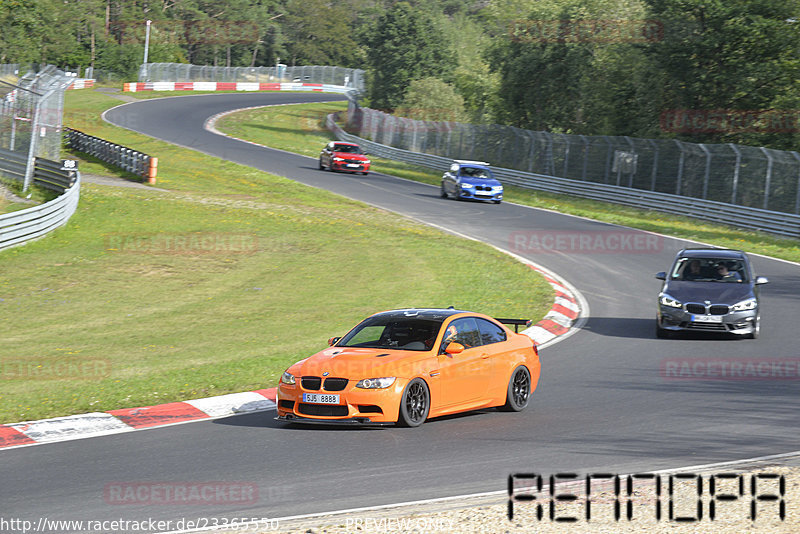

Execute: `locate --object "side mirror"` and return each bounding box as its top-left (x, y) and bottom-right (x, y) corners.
top-left (755, 276), bottom-right (769, 285)
top-left (444, 342), bottom-right (465, 355)
top-left (655, 272), bottom-right (666, 280)
top-left (328, 336), bottom-right (341, 347)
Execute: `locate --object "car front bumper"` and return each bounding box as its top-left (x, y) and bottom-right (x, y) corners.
top-left (657, 306), bottom-right (758, 335)
top-left (331, 161), bottom-right (370, 172)
top-left (275, 379), bottom-right (406, 424)
top-left (459, 190), bottom-right (503, 201)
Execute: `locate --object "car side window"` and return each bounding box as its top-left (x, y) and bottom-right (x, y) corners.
top-left (476, 318), bottom-right (507, 345)
top-left (441, 318), bottom-right (481, 351)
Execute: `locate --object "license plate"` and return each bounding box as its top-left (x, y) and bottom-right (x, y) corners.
top-left (692, 315), bottom-right (723, 323)
top-left (346, 164), bottom-right (360, 168)
top-left (302, 393), bottom-right (340, 404)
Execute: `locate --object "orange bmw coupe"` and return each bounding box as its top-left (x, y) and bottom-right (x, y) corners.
top-left (276, 308), bottom-right (540, 427)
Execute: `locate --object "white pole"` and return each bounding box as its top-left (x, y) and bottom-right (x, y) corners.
top-left (143, 20), bottom-right (152, 64)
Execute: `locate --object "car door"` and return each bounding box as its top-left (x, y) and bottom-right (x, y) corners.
top-left (437, 317), bottom-right (492, 407)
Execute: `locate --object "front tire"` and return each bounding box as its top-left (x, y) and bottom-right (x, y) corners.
top-left (745, 316), bottom-right (760, 339)
top-left (318, 158), bottom-right (325, 170)
top-left (655, 317), bottom-right (670, 338)
top-left (397, 378), bottom-right (430, 427)
top-left (500, 366), bottom-right (531, 412)
top-left (440, 183), bottom-right (449, 199)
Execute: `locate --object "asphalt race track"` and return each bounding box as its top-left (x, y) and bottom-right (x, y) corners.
top-left (4, 92), bottom-right (800, 529)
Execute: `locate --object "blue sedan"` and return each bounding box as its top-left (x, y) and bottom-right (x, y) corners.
top-left (440, 160), bottom-right (504, 204)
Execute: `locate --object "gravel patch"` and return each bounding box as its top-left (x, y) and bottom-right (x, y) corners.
top-left (212, 459), bottom-right (800, 534)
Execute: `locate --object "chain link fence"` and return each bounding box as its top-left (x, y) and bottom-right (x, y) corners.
top-left (346, 103), bottom-right (800, 215)
top-left (140, 63), bottom-right (365, 92)
top-left (0, 65), bottom-right (73, 190)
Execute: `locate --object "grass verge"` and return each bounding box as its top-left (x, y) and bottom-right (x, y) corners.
top-left (215, 101), bottom-right (800, 264)
top-left (0, 90), bottom-right (552, 424)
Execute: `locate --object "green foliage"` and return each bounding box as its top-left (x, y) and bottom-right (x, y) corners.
top-left (396, 77), bottom-right (467, 122)
top-left (365, 1), bottom-right (457, 110)
top-left (2, 0), bottom-right (798, 151)
top-left (643, 0), bottom-right (800, 148)
top-left (282, 0), bottom-right (365, 67)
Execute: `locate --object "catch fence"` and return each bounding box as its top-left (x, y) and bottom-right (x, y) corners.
top-left (140, 63), bottom-right (365, 93)
top-left (0, 65), bottom-right (74, 190)
top-left (346, 104), bottom-right (800, 216)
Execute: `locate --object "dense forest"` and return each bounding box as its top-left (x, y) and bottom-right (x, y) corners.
top-left (1, 0), bottom-right (799, 149)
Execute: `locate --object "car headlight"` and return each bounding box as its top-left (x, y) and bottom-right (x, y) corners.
top-left (731, 298), bottom-right (757, 311)
top-left (659, 294), bottom-right (682, 308)
top-left (281, 371), bottom-right (295, 385)
top-left (333, 157), bottom-right (345, 162)
top-left (363, 160), bottom-right (371, 164)
top-left (493, 186), bottom-right (504, 191)
top-left (461, 183), bottom-right (474, 189)
top-left (355, 377), bottom-right (396, 389)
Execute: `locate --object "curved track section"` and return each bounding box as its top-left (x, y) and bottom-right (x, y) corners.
top-left (4, 93), bottom-right (800, 529)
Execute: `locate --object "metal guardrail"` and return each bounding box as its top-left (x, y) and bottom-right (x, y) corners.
top-left (327, 114), bottom-right (800, 239)
top-left (65, 128), bottom-right (157, 181)
top-left (0, 150), bottom-right (81, 251)
top-left (0, 147), bottom-right (77, 193)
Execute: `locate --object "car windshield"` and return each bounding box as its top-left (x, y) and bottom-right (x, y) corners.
top-left (459, 167), bottom-right (492, 179)
top-left (334, 144), bottom-right (362, 154)
top-left (338, 316), bottom-right (443, 351)
top-left (671, 257), bottom-right (748, 283)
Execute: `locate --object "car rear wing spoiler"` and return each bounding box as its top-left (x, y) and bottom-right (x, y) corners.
top-left (495, 318), bottom-right (532, 333)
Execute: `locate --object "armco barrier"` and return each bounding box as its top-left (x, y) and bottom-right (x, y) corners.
top-left (0, 153), bottom-right (81, 251)
top-left (326, 114), bottom-right (800, 239)
top-left (0, 147), bottom-right (78, 193)
top-left (122, 81), bottom-right (352, 94)
top-left (64, 128), bottom-right (157, 183)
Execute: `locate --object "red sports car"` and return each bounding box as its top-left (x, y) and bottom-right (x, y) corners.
top-left (319, 141), bottom-right (371, 175)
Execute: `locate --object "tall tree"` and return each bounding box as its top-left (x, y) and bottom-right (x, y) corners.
top-left (643, 0), bottom-right (800, 147)
top-left (364, 1), bottom-right (456, 110)
top-left (283, 0), bottom-right (365, 67)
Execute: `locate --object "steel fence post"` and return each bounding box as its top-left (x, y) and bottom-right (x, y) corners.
top-left (526, 131), bottom-right (536, 173)
top-left (580, 135), bottom-right (588, 181)
top-left (649, 139), bottom-right (659, 191)
top-left (792, 151), bottom-right (800, 214)
top-left (728, 143), bottom-right (741, 205)
top-left (542, 132), bottom-right (554, 176)
top-left (10, 111), bottom-right (17, 151)
top-left (760, 147), bottom-right (773, 210)
top-left (699, 143), bottom-right (711, 199)
top-left (562, 134), bottom-right (570, 177)
top-left (624, 136), bottom-right (635, 187)
top-left (675, 140), bottom-right (685, 195)
top-left (22, 94), bottom-right (44, 192)
top-left (603, 136), bottom-right (612, 184)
